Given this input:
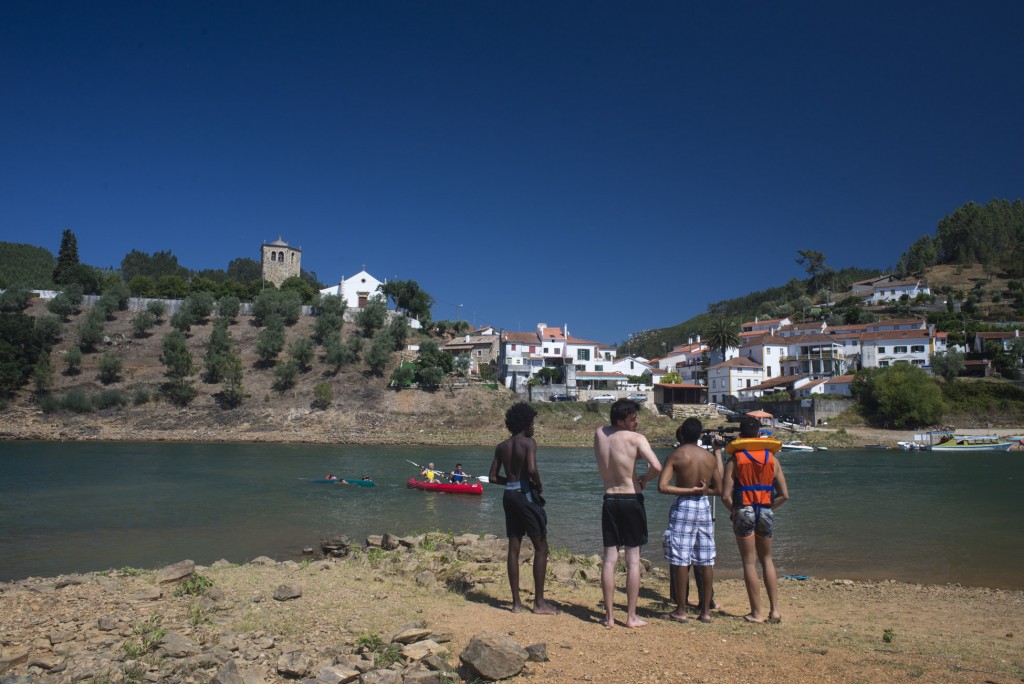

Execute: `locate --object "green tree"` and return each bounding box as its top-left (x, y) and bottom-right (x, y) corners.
top-left (34, 314), bottom-right (63, 344)
top-left (217, 351), bottom-right (245, 408)
top-left (183, 291), bottom-right (215, 323)
top-left (227, 257), bottom-right (262, 284)
top-left (46, 284), bottom-right (83, 320)
top-left (312, 382), bottom-right (333, 409)
top-left (702, 318), bottom-right (740, 363)
top-left (280, 275), bottom-right (316, 304)
top-left (289, 337), bottom-right (315, 372)
top-left (155, 274), bottom-right (190, 299)
top-left (131, 310), bottom-right (157, 337)
top-left (120, 249), bottom-right (188, 282)
top-left (98, 351), bottom-right (122, 384)
top-left (202, 319), bottom-right (232, 383)
top-left (272, 359), bottom-right (299, 391)
top-left (146, 300), bottom-right (167, 320)
top-left (389, 363), bottom-right (415, 388)
top-left (356, 296), bottom-right (388, 337)
top-left (386, 315), bottom-right (409, 352)
top-left (416, 365), bottom-right (444, 388)
top-left (380, 279), bottom-right (435, 323)
top-left (63, 346), bottom-right (82, 375)
top-left (52, 229), bottom-right (80, 285)
top-left (33, 352), bottom-right (54, 394)
top-left (852, 365), bottom-right (945, 428)
top-left (365, 330), bottom-right (394, 376)
top-left (929, 350), bottom-right (965, 383)
top-left (453, 352), bottom-right (471, 376)
top-left (217, 295), bottom-right (241, 322)
top-left (161, 330), bottom-right (194, 380)
top-left (796, 250), bottom-right (827, 292)
top-left (127, 275), bottom-right (156, 297)
top-left (169, 307), bottom-right (195, 334)
top-left (255, 317), bottom-right (285, 365)
top-left (0, 287), bottom-right (32, 313)
top-left (77, 309), bottom-right (105, 351)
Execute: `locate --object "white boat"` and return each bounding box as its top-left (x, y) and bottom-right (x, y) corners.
top-left (780, 441), bottom-right (815, 452)
top-left (897, 441), bottom-right (924, 451)
top-left (925, 434), bottom-right (1014, 451)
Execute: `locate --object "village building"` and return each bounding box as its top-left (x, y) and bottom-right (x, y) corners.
top-left (260, 237), bottom-right (301, 287)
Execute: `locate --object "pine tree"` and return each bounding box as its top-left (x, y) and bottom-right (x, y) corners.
top-left (52, 229), bottom-right (80, 285)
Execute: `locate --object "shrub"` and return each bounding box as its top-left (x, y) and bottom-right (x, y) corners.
top-left (35, 315), bottom-right (63, 343)
top-left (98, 351), bottom-right (122, 384)
top-left (77, 309), bottom-right (105, 351)
top-left (94, 389), bottom-right (128, 410)
top-left (0, 287), bottom-right (32, 313)
top-left (62, 388), bottom-right (94, 413)
top-left (63, 346), bottom-right (83, 375)
top-left (132, 310), bottom-right (157, 337)
top-left (132, 387), bottom-right (151, 405)
top-left (312, 382), bottom-right (333, 409)
top-left (33, 353), bottom-right (54, 393)
top-left (272, 359), bottom-right (298, 391)
top-left (146, 300), bottom-right (167, 320)
top-left (290, 337), bottom-right (315, 371)
top-left (217, 295), bottom-right (240, 321)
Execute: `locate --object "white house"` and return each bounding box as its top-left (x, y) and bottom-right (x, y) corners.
top-left (706, 357), bottom-right (763, 405)
top-left (859, 328), bottom-right (947, 370)
top-left (865, 279), bottom-right (931, 305)
top-left (609, 356), bottom-right (655, 384)
top-left (738, 333), bottom-right (788, 381)
top-left (498, 323), bottom-right (618, 390)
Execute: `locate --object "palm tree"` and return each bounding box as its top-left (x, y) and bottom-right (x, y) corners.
top-left (703, 318), bottom-right (741, 365)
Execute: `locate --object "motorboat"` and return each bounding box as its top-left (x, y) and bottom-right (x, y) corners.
top-left (780, 441), bottom-right (815, 452)
top-left (923, 434), bottom-right (1014, 451)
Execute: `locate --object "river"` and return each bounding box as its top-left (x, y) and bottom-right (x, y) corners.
top-left (1, 441), bottom-right (1020, 589)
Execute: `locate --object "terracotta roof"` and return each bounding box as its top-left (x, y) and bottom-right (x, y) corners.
top-left (541, 327), bottom-right (565, 339)
top-left (873, 279), bottom-right (924, 289)
top-left (710, 357), bottom-right (761, 370)
top-left (740, 333), bottom-right (788, 346)
top-left (867, 318), bottom-right (927, 328)
top-left (747, 373), bottom-right (809, 391)
top-left (504, 332), bottom-right (539, 344)
top-left (655, 383), bottom-right (705, 389)
top-left (826, 375), bottom-right (855, 384)
top-left (860, 330), bottom-right (936, 342)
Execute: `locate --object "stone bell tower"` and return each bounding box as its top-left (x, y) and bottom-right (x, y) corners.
top-left (260, 237), bottom-right (301, 287)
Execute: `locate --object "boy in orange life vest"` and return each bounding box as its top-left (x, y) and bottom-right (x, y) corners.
top-left (722, 416), bottom-right (790, 623)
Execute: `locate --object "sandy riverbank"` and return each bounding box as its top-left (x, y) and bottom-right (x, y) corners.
top-left (1, 534), bottom-right (1021, 683)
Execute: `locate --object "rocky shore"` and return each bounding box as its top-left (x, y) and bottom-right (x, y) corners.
top-left (2, 532), bottom-right (1022, 684)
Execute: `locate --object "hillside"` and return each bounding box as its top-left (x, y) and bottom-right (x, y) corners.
top-left (3, 297), bottom-right (691, 447)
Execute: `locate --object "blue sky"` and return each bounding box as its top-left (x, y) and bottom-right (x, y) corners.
top-left (2, 2), bottom-right (1022, 346)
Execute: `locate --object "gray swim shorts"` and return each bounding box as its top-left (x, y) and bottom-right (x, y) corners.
top-left (731, 505), bottom-right (774, 538)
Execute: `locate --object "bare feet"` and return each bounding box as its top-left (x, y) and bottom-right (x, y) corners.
top-left (624, 617), bottom-right (648, 628)
top-left (601, 616), bottom-right (615, 629)
top-left (510, 602), bottom-right (524, 614)
top-left (533, 601), bottom-right (559, 615)
top-left (742, 613), bottom-right (766, 623)
top-left (664, 612), bottom-right (689, 623)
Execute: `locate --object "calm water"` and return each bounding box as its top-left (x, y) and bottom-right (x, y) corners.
top-left (1, 442), bottom-right (1022, 589)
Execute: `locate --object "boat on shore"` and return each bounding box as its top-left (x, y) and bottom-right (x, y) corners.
top-left (406, 477), bottom-right (483, 495)
top-left (780, 441), bottom-right (815, 452)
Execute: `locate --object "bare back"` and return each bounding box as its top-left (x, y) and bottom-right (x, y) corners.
top-left (658, 443), bottom-right (722, 497)
top-left (490, 433), bottom-right (539, 490)
top-left (594, 426), bottom-right (661, 494)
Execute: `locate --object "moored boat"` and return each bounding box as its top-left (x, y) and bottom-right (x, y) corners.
top-left (924, 434), bottom-right (1014, 451)
top-left (406, 477), bottom-right (483, 495)
top-left (780, 441), bottom-right (815, 452)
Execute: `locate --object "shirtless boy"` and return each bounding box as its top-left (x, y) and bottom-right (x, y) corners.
top-left (488, 402), bottom-right (557, 615)
top-left (658, 417), bottom-right (723, 623)
top-left (722, 416), bottom-right (790, 623)
top-left (594, 398), bottom-right (663, 628)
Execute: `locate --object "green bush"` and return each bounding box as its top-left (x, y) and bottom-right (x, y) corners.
top-left (61, 388), bottom-right (94, 413)
top-left (273, 359), bottom-right (298, 391)
top-left (132, 386), bottom-right (151, 405)
top-left (146, 300), bottom-right (167, 320)
top-left (312, 382), bottom-right (333, 409)
top-left (34, 314), bottom-right (63, 343)
top-left (63, 346), bottom-right (83, 375)
top-left (98, 351), bottom-right (122, 384)
top-left (94, 389), bottom-right (128, 410)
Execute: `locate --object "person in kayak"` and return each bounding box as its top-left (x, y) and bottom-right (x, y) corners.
top-left (488, 402), bottom-right (557, 615)
top-left (420, 463), bottom-right (440, 482)
top-left (449, 464), bottom-right (467, 483)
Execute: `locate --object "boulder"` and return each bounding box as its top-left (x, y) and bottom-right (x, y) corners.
top-left (276, 651), bottom-right (312, 677)
top-left (314, 664), bottom-right (360, 683)
top-left (402, 669), bottom-right (442, 684)
top-left (359, 670), bottom-right (402, 684)
top-left (459, 632), bottom-right (528, 681)
top-left (249, 556), bottom-right (277, 566)
top-left (381, 533), bottom-right (401, 550)
top-left (366, 535), bottom-right (383, 547)
top-left (158, 631), bottom-right (200, 658)
top-left (390, 623), bottom-right (431, 644)
top-left (321, 535), bottom-right (352, 558)
top-left (273, 584), bottom-right (302, 601)
top-left (156, 559), bottom-right (195, 584)
top-left (401, 639), bottom-right (443, 661)
top-left (525, 643), bottom-right (549, 662)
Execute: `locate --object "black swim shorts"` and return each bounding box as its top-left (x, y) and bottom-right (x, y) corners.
top-left (503, 488), bottom-right (547, 540)
top-left (601, 493), bottom-right (648, 548)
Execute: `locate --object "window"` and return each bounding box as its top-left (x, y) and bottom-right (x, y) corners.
top-left (878, 346), bottom-right (886, 353)
top-left (911, 345), bottom-right (925, 353)
top-left (575, 365), bottom-right (585, 372)
top-left (595, 365), bottom-right (603, 371)
top-left (529, 346), bottom-right (536, 353)
top-left (879, 360), bottom-right (890, 367)
top-left (510, 344), bottom-right (517, 351)
top-left (543, 347), bottom-right (549, 354)
top-left (894, 346), bottom-right (908, 353)
top-left (577, 349), bottom-right (590, 361)
top-left (912, 359), bottom-right (925, 366)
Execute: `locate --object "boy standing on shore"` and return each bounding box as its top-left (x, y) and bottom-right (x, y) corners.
top-left (594, 398), bottom-right (663, 628)
top-left (722, 416), bottom-right (790, 623)
top-left (488, 402), bottom-right (558, 615)
top-left (659, 417), bottom-right (723, 623)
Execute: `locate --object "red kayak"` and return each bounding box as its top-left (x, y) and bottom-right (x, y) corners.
top-left (406, 477), bottom-right (483, 496)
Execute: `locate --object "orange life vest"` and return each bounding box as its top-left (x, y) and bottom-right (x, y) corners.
top-left (733, 449), bottom-right (776, 507)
